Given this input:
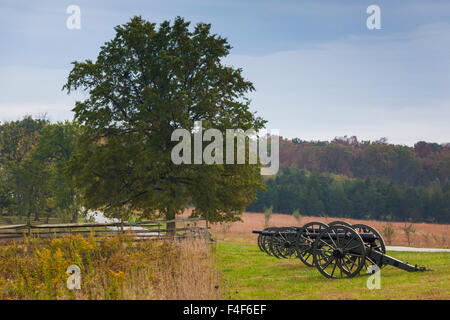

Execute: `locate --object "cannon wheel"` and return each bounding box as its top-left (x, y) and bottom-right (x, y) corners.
top-left (352, 224), bottom-right (386, 269)
top-left (258, 227), bottom-right (274, 253)
top-left (268, 227), bottom-right (285, 258)
top-left (260, 227), bottom-right (279, 255)
top-left (258, 227), bottom-right (277, 254)
top-left (285, 227), bottom-right (301, 258)
top-left (312, 225), bottom-right (366, 278)
top-left (269, 227), bottom-right (297, 259)
top-left (257, 230), bottom-right (264, 252)
top-left (267, 227), bottom-right (286, 258)
top-left (329, 220), bottom-right (352, 227)
top-left (296, 222), bottom-right (329, 267)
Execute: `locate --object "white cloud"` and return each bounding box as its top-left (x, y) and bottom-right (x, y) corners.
top-left (225, 23), bottom-right (450, 145)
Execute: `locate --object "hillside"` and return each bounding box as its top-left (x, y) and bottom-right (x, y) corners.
top-left (280, 136), bottom-right (449, 187)
top-left (247, 137), bottom-right (450, 223)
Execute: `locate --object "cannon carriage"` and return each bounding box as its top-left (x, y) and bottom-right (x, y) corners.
top-left (252, 221), bottom-right (429, 279)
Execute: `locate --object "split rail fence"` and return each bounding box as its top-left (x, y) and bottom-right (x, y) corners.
top-left (0, 217), bottom-right (209, 243)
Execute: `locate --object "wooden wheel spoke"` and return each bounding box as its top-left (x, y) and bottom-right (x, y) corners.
top-left (344, 245), bottom-right (362, 252)
top-left (345, 254), bottom-right (357, 271)
top-left (304, 252), bottom-right (312, 260)
top-left (342, 233), bottom-right (356, 250)
top-left (320, 239), bottom-right (334, 250)
top-left (297, 246), bottom-right (309, 254)
top-left (321, 255), bottom-right (336, 269)
top-left (341, 258), bottom-right (352, 274)
top-left (327, 233), bottom-right (337, 248)
top-left (330, 258), bottom-right (338, 277)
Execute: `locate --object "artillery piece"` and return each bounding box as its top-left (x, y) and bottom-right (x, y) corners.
top-left (253, 221), bottom-right (429, 279)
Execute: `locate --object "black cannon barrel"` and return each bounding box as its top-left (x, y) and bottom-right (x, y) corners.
top-left (306, 232), bottom-right (377, 242)
top-left (252, 229), bottom-right (378, 242)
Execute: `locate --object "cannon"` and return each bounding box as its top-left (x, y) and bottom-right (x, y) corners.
top-left (252, 221), bottom-right (429, 279)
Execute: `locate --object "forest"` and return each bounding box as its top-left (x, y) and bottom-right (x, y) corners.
top-left (281, 136), bottom-right (449, 187)
top-left (247, 136), bottom-right (449, 223)
top-left (247, 167), bottom-right (449, 223)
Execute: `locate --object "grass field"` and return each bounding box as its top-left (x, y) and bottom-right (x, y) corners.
top-left (213, 240), bottom-right (450, 300)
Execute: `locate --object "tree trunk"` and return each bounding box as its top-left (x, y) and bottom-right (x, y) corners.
top-left (166, 209), bottom-right (176, 237)
top-left (26, 212), bottom-right (31, 236)
top-left (26, 212), bottom-right (31, 226)
top-left (71, 210), bottom-right (78, 223)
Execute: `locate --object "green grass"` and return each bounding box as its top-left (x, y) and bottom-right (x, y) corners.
top-left (213, 240), bottom-right (450, 300)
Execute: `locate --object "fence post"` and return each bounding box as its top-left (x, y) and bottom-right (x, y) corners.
top-left (26, 215), bottom-right (31, 237)
top-left (205, 213), bottom-right (209, 242)
top-left (156, 221), bottom-right (159, 239)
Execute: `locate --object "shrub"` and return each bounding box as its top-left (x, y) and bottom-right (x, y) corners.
top-left (382, 223), bottom-right (395, 245)
top-left (264, 207), bottom-right (273, 228)
top-left (292, 209), bottom-right (301, 225)
top-left (401, 223), bottom-right (416, 246)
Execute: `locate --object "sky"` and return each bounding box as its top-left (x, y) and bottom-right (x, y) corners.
top-left (0, 0), bottom-right (449, 146)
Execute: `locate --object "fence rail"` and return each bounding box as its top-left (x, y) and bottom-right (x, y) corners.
top-left (0, 217), bottom-right (208, 243)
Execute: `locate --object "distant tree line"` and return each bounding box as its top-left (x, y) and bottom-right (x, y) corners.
top-left (247, 167), bottom-right (449, 224)
top-left (0, 116), bottom-right (80, 223)
top-left (281, 136), bottom-right (450, 187)
top-left (1, 116), bottom-right (449, 225)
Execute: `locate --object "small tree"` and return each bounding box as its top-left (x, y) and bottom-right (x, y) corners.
top-left (219, 222), bottom-right (232, 239)
top-left (292, 209), bottom-right (301, 225)
top-left (432, 233), bottom-right (447, 247)
top-left (264, 206), bottom-right (273, 228)
top-left (422, 232), bottom-right (431, 247)
top-left (441, 234), bottom-right (447, 247)
top-left (0, 116), bottom-right (48, 223)
top-left (401, 222), bottom-right (416, 246)
top-left (382, 222), bottom-right (395, 245)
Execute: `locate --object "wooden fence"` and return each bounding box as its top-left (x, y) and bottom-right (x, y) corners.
top-left (0, 217), bottom-right (209, 243)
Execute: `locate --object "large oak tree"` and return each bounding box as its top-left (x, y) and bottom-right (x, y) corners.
top-left (64, 16), bottom-right (266, 229)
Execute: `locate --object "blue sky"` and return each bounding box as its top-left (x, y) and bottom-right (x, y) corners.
top-left (0, 0), bottom-right (449, 145)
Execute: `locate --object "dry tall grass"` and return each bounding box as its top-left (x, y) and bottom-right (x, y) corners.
top-left (0, 234), bottom-right (221, 300)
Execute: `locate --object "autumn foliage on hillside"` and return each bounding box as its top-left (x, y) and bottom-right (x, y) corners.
top-left (247, 136), bottom-right (449, 224)
top-left (280, 136), bottom-right (449, 187)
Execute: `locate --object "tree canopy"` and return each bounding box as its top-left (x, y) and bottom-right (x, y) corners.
top-left (63, 16), bottom-right (266, 224)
